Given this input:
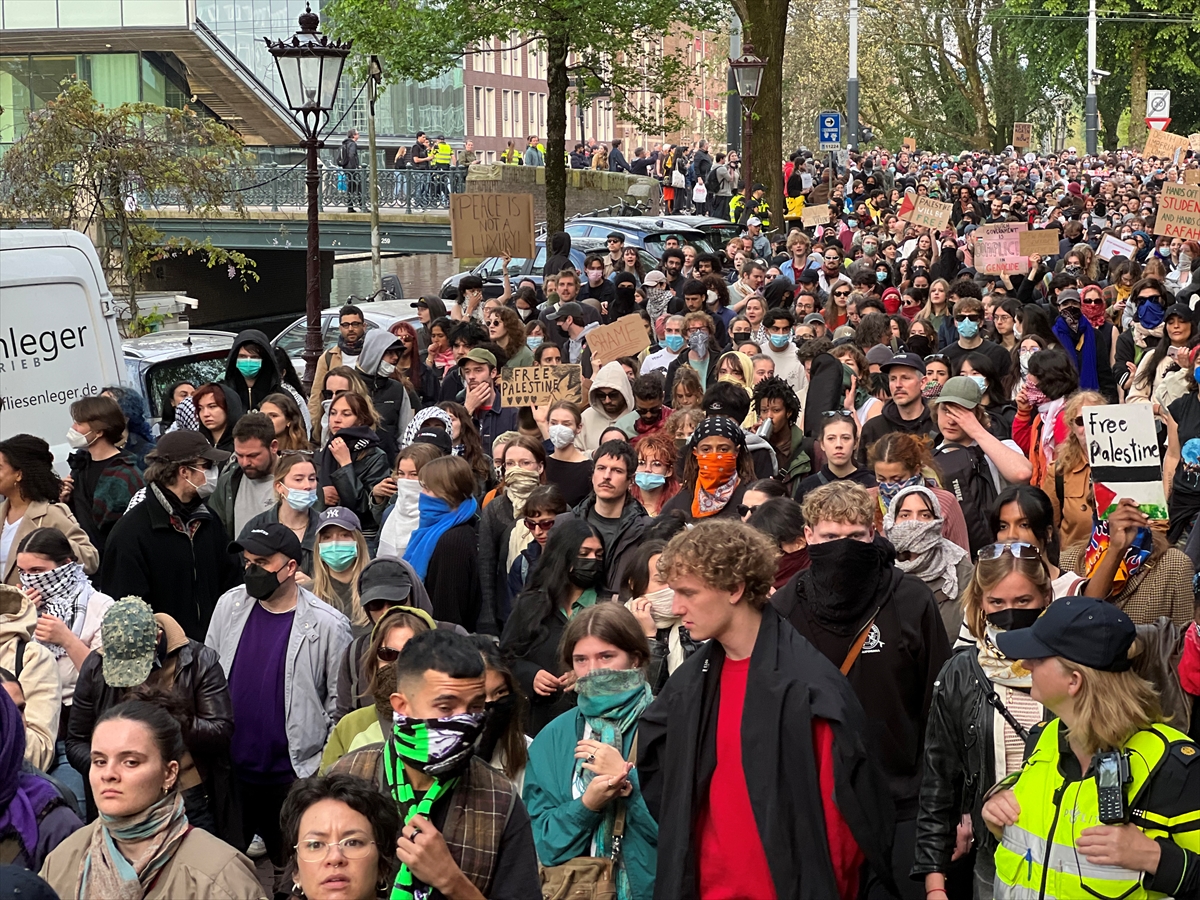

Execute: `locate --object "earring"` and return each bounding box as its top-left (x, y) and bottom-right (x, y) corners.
top-left (293, 882), bottom-right (306, 899)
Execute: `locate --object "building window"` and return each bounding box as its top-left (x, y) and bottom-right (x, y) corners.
top-left (500, 44), bottom-right (511, 77)
top-left (539, 94), bottom-right (547, 132)
top-left (502, 89), bottom-right (510, 137)
top-left (484, 39), bottom-right (495, 74)
top-left (471, 47), bottom-right (483, 72)
top-left (484, 87), bottom-right (496, 136)
top-left (513, 90), bottom-right (523, 139)
top-left (473, 86), bottom-right (483, 135)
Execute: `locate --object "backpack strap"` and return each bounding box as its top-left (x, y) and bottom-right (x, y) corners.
top-left (12, 638), bottom-right (26, 680)
top-left (841, 607), bottom-right (882, 675)
top-left (1055, 467), bottom-right (1065, 511)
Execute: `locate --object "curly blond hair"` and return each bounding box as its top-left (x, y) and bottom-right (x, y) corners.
top-left (800, 481), bottom-right (874, 530)
top-left (659, 521), bottom-right (778, 610)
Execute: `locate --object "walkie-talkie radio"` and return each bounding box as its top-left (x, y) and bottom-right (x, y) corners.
top-left (1095, 749), bottom-right (1133, 825)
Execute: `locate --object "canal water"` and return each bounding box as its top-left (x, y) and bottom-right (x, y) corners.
top-left (329, 253), bottom-right (463, 304)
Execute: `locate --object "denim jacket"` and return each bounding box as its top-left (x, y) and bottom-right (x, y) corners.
top-left (205, 584), bottom-right (351, 777)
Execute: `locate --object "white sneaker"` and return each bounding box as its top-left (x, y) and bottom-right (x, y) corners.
top-left (247, 835), bottom-right (267, 859)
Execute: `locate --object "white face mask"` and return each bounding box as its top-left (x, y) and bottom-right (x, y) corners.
top-left (641, 586), bottom-right (677, 619)
top-left (395, 478), bottom-right (422, 517)
top-left (65, 428), bottom-right (93, 450)
top-left (186, 465), bottom-right (219, 499)
top-left (548, 424), bottom-right (577, 450)
top-left (378, 360), bottom-right (396, 378)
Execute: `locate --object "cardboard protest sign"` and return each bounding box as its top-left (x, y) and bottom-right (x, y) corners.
top-left (974, 223), bottom-right (1027, 274)
top-left (902, 137), bottom-right (917, 152)
top-left (1084, 403), bottom-right (1168, 519)
top-left (1012, 122), bottom-right (1033, 147)
top-left (499, 364), bottom-right (583, 408)
top-left (1185, 170), bottom-right (1200, 187)
top-left (1143, 129), bottom-right (1191, 163)
top-left (899, 196), bottom-right (952, 231)
top-left (801, 205), bottom-right (830, 227)
top-left (449, 193), bottom-right (536, 259)
top-left (1155, 183), bottom-right (1200, 242)
top-left (1019, 228), bottom-right (1060, 257)
top-left (1097, 233), bottom-right (1137, 262)
top-left (585, 314), bottom-right (651, 362)
top-left (1191, 133), bottom-right (1200, 152)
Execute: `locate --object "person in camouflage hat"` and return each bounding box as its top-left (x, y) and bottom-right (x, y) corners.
top-left (98, 597), bottom-right (158, 688)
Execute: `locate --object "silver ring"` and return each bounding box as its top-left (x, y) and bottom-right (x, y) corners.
top-left (586, 754), bottom-right (596, 763)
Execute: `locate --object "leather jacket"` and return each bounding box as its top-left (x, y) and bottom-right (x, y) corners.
top-left (913, 646), bottom-right (1010, 877)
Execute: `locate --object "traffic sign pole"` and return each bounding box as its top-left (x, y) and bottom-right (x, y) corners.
top-left (818, 111), bottom-right (842, 153)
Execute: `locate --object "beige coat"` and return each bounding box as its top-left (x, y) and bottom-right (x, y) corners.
top-left (0, 585), bottom-right (62, 769)
top-left (0, 499), bottom-right (99, 585)
top-left (40, 821), bottom-right (267, 900)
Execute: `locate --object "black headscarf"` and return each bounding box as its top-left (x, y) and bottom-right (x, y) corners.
top-left (543, 232), bottom-right (572, 277)
top-left (762, 278), bottom-right (796, 310)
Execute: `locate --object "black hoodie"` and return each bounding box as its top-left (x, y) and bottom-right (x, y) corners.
top-left (856, 398), bottom-right (939, 465)
top-left (222, 329), bottom-right (283, 412)
top-left (542, 232), bottom-right (572, 278)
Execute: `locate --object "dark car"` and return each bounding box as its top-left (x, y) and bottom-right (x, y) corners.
top-left (561, 216), bottom-right (717, 260)
top-left (439, 237), bottom-right (657, 302)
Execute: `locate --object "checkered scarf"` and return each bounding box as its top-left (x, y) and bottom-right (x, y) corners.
top-left (20, 563), bottom-right (90, 659)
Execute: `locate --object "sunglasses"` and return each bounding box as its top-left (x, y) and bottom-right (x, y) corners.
top-left (833, 290), bottom-right (852, 298)
top-left (977, 542), bottom-right (1041, 561)
top-left (376, 645), bottom-right (406, 663)
top-left (955, 314), bottom-right (982, 323)
top-left (737, 504), bottom-right (761, 518)
top-left (822, 409), bottom-right (855, 418)
top-left (524, 517), bottom-right (556, 532)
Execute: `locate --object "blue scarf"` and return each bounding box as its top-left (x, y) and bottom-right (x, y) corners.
top-left (573, 669), bottom-right (653, 900)
top-left (404, 494), bottom-right (478, 579)
top-left (1052, 314), bottom-right (1099, 391)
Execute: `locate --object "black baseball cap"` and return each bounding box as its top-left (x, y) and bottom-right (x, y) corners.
top-left (554, 301), bottom-right (585, 322)
top-left (797, 269), bottom-right (820, 285)
top-left (147, 430), bottom-right (229, 465)
top-left (411, 428), bottom-right (452, 455)
top-left (995, 596), bottom-right (1135, 672)
top-left (358, 557), bottom-right (413, 606)
top-left (229, 522), bottom-right (303, 562)
top-left (879, 352), bottom-right (927, 376)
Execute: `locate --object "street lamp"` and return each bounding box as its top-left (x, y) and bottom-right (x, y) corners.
top-left (265, 2), bottom-right (351, 392)
top-left (729, 44), bottom-right (766, 200)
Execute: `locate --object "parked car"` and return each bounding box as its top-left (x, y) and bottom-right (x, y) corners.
top-left (657, 215), bottom-right (743, 249)
top-left (561, 217), bottom-right (717, 259)
top-left (123, 330), bottom-right (237, 422)
top-left (272, 300), bottom-right (420, 380)
top-left (438, 237), bottom-right (657, 302)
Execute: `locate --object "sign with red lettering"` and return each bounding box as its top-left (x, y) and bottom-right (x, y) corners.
top-left (1155, 183), bottom-right (1200, 242)
top-left (899, 196), bottom-right (952, 231)
top-left (975, 223), bottom-right (1027, 274)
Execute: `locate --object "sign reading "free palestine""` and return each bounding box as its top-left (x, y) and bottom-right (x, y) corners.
top-left (1084, 403), bottom-right (1167, 519)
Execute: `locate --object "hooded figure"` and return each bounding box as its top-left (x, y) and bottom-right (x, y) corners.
top-left (198, 383), bottom-right (246, 454)
top-left (355, 329), bottom-right (413, 460)
top-left (221, 329), bottom-right (303, 414)
top-left (543, 231), bottom-right (572, 278)
top-left (580, 361), bottom-right (638, 451)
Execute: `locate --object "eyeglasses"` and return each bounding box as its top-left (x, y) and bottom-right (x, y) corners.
top-left (524, 517), bottom-right (557, 532)
top-left (295, 838), bottom-right (377, 862)
top-left (376, 645), bottom-right (406, 663)
top-left (977, 542), bottom-right (1041, 561)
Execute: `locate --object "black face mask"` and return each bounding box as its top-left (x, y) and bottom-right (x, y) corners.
top-left (243, 563), bottom-right (284, 600)
top-left (986, 607), bottom-right (1043, 632)
top-left (805, 538), bottom-right (891, 634)
top-left (569, 557), bottom-right (604, 589)
top-left (731, 331), bottom-right (752, 343)
top-left (477, 693), bottom-right (517, 762)
top-left (906, 334), bottom-right (932, 357)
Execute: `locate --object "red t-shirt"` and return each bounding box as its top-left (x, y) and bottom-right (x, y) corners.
top-left (696, 658), bottom-right (863, 900)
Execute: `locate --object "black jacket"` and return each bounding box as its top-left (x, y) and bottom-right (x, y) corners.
top-left (660, 480), bottom-right (749, 523)
top-left (692, 149), bottom-right (713, 183)
top-left (608, 146), bottom-right (630, 173)
top-left (67, 639), bottom-right (241, 847)
top-left (857, 399), bottom-right (939, 464)
top-left (221, 329), bottom-right (288, 413)
top-left (477, 494), bottom-right (517, 637)
top-left (569, 151), bottom-right (589, 170)
top-left (499, 590), bottom-right (576, 736)
top-left (773, 554), bottom-right (951, 818)
top-left (99, 485), bottom-right (243, 640)
top-left (912, 646), bottom-right (1023, 878)
top-left (426, 521), bottom-right (482, 629)
top-left (337, 137), bottom-right (359, 169)
top-left (638, 605), bottom-right (897, 899)
top-left (317, 427), bottom-right (391, 534)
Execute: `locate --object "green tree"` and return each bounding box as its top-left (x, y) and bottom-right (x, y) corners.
top-left (0, 80), bottom-right (257, 334)
top-left (325, 0), bottom-right (719, 233)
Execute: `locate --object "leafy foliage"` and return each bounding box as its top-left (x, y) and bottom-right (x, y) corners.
top-left (0, 79), bottom-right (257, 334)
top-left (325, 0), bottom-right (721, 231)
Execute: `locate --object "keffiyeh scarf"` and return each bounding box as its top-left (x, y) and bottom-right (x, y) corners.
top-left (20, 562), bottom-right (90, 658)
top-left (77, 792), bottom-right (190, 900)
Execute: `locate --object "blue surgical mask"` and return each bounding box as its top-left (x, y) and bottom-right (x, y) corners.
top-left (769, 333), bottom-right (791, 349)
top-left (318, 540), bottom-right (359, 572)
top-left (847, 219), bottom-right (858, 228)
top-left (957, 319), bottom-right (980, 339)
top-left (981, 178), bottom-right (989, 185)
top-left (634, 472), bottom-right (666, 491)
top-left (967, 374), bottom-right (987, 392)
top-left (285, 488), bottom-right (318, 511)
top-left (526, 336), bottom-right (543, 351)
top-left (663, 334), bottom-right (685, 353)
top-left (876, 271), bottom-right (887, 282)
top-left (236, 358), bottom-right (262, 378)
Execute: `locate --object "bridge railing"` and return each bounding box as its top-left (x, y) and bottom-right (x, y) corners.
top-left (142, 166), bottom-right (467, 214)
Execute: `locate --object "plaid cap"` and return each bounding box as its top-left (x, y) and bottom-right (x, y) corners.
top-left (100, 597), bottom-right (158, 687)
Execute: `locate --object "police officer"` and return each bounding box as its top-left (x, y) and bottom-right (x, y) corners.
top-left (982, 596), bottom-right (1200, 899)
top-left (431, 134), bottom-right (454, 205)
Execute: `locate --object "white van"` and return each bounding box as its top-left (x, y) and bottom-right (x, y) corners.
top-left (0, 230), bottom-right (126, 465)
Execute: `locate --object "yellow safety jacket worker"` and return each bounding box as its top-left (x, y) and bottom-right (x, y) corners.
top-left (501, 149), bottom-right (522, 165)
top-left (432, 141), bottom-right (454, 166)
top-left (728, 193), bottom-right (746, 224)
top-left (994, 719), bottom-right (1200, 900)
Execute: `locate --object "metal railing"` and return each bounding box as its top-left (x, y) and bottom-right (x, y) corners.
top-left (142, 166), bottom-right (467, 213)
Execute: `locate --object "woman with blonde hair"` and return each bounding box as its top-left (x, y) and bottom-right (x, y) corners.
top-left (259, 392), bottom-right (311, 452)
top-left (914, 542), bottom-right (1054, 898)
top-left (983, 597), bottom-right (1200, 899)
top-left (715, 350), bottom-right (757, 427)
top-left (311, 507), bottom-right (372, 630)
top-left (921, 278), bottom-right (952, 339)
top-left (1043, 390), bottom-right (1105, 549)
top-left (245, 452), bottom-right (321, 576)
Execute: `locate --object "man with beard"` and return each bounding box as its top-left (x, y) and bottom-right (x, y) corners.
top-left (772, 482), bottom-right (950, 899)
top-left (331, 629), bottom-right (540, 899)
top-left (209, 413), bottom-right (279, 541)
top-left (640, 520), bottom-right (897, 899)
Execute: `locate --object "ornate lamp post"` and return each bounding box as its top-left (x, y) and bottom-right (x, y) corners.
top-left (729, 45), bottom-right (766, 200)
top-left (265, 2), bottom-right (351, 391)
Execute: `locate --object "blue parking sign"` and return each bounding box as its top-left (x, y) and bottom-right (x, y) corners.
top-left (818, 111), bottom-right (842, 151)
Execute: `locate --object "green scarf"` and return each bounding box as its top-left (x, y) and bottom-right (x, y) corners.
top-left (572, 668), bottom-right (654, 900)
top-left (383, 723), bottom-right (461, 900)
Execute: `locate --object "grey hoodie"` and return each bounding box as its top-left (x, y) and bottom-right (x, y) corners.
top-left (580, 361), bottom-right (638, 451)
top-left (354, 330), bottom-right (413, 450)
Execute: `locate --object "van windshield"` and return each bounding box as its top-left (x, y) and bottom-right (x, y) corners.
top-left (143, 354), bottom-right (228, 418)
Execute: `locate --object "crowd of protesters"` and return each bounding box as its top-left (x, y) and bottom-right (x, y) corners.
top-left (3, 140), bottom-right (1200, 900)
